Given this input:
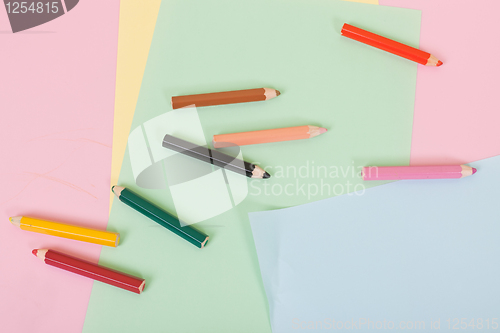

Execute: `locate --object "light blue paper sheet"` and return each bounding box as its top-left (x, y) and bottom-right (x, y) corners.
top-left (249, 155), bottom-right (500, 333)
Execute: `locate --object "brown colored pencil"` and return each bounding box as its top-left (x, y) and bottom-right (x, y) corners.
top-left (171, 88), bottom-right (281, 109)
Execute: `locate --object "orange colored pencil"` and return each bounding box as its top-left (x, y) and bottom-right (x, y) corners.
top-left (213, 125), bottom-right (327, 148)
top-left (171, 88), bottom-right (280, 109)
top-left (341, 23), bottom-right (443, 66)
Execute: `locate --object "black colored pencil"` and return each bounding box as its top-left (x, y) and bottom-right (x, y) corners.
top-left (162, 134), bottom-right (270, 179)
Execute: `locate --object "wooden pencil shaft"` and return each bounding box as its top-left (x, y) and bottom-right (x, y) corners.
top-left (162, 134), bottom-right (254, 177)
top-left (40, 249), bottom-right (144, 294)
top-left (214, 125), bottom-right (312, 147)
top-left (341, 23), bottom-right (430, 65)
top-left (118, 187), bottom-right (208, 248)
top-left (362, 165), bottom-right (474, 180)
top-left (172, 88), bottom-right (268, 109)
top-left (14, 216), bottom-right (119, 247)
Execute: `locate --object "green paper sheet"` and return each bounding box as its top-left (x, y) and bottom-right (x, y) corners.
top-left (83, 0), bottom-right (420, 332)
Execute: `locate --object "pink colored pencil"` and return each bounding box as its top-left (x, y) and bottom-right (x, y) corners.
top-left (362, 165), bottom-right (477, 181)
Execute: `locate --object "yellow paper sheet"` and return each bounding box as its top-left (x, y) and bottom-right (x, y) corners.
top-left (109, 0), bottom-right (378, 211)
top-left (109, 0), bottom-right (162, 211)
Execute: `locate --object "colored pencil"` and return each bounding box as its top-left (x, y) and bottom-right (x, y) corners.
top-left (9, 216), bottom-right (120, 247)
top-left (362, 165), bottom-right (477, 181)
top-left (162, 134), bottom-right (270, 179)
top-left (341, 23), bottom-right (443, 67)
top-left (212, 125), bottom-right (327, 148)
top-left (33, 249), bottom-right (145, 294)
top-left (112, 186), bottom-right (209, 248)
top-left (171, 88), bottom-right (281, 109)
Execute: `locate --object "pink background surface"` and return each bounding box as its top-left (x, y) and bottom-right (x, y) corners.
top-left (1, 0), bottom-right (499, 332)
top-left (380, 0), bottom-right (500, 165)
top-left (0, 1), bottom-right (119, 333)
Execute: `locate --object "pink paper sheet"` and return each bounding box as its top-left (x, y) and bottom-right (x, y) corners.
top-left (0, 2), bottom-right (118, 332)
top-left (379, 0), bottom-right (500, 165)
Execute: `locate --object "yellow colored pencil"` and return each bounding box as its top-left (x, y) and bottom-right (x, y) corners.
top-left (9, 216), bottom-right (120, 247)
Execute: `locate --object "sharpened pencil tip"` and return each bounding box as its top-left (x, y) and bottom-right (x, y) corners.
top-left (319, 127), bottom-right (327, 134)
top-left (275, 90), bottom-right (281, 96)
top-left (263, 172), bottom-right (271, 179)
top-left (32, 249), bottom-right (37, 256)
top-left (9, 216), bottom-right (21, 227)
top-left (437, 60), bottom-right (443, 66)
top-left (472, 168), bottom-right (477, 174)
top-left (112, 186), bottom-right (125, 197)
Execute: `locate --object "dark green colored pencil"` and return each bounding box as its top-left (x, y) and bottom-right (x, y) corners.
top-left (112, 186), bottom-right (209, 248)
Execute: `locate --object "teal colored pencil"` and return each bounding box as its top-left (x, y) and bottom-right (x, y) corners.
top-left (112, 186), bottom-right (209, 248)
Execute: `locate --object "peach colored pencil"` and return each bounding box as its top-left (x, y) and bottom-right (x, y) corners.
top-left (213, 125), bottom-right (327, 148)
top-left (171, 88), bottom-right (280, 109)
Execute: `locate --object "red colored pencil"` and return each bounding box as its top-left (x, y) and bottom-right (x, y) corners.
top-left (341, 23), bottom-right (443, 67)
top-left (33, 249), bottom-right (145, 294)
